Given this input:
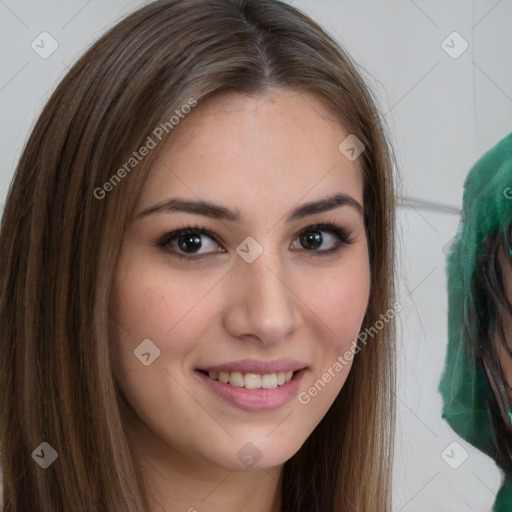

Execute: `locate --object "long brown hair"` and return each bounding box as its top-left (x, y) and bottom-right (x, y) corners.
top-left (0, 1), bottom-right (397, 510)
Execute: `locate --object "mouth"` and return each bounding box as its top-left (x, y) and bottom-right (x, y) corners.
top-left (194, 360), bottom-right (307, 411)
top-left (196, 369), bottom-right (296, 389)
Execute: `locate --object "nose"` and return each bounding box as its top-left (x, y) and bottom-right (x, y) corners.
top-left (222, 248), bottom-right (303, 345)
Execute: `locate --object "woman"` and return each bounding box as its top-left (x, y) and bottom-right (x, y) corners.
top-left (440, 132), bottom-right (512, 511)
top-left (0, 1), bottom-right (397, 510)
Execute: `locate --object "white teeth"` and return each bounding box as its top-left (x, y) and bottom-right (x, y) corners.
top-left (261, 373), bottom-right (278, 389)
top-left (229, 371), bottom-right (244, 387)
top-left (244, 373), bottom-right (261, 389)
top-left (207, 370), bottom-right (296, 388)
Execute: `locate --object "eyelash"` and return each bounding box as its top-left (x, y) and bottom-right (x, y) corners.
top-left (155, 221), bottom-right (355, 260)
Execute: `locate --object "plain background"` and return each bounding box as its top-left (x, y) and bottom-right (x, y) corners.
top-left (1, 1), bottom-right (511, 510)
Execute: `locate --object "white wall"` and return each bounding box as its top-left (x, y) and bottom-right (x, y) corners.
top-left (1, 1), bottom-right (511, 510)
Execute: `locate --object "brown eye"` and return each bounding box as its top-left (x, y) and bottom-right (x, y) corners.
top-left (176, 233), bottom-right (203, 253)
top-left (299, 231), bottom-right (323, 250)
top-left (156, 226), bottom-right (224, 259)
top-left (291, 224), bottom-right (354, 254)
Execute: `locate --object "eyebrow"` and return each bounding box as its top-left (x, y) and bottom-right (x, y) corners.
top-left (136, 193), bottom-right (364, 222)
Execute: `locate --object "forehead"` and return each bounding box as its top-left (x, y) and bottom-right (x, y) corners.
top-left (137, 88), bottom-right (364, 217)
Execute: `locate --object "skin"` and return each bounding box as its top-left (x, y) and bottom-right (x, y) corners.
top-left (111, 88), bottom-right (370, 512)
top-left (496, 247), bottom-right (512, 386)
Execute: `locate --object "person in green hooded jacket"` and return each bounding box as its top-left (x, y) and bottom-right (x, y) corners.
top-left (440, 132), bottom-right (512, 511)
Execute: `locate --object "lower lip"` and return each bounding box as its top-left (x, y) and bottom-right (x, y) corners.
top-left (195, 369), bottom-right (307, 412)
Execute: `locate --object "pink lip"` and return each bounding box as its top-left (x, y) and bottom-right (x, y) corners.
top-left (195, 367), bottom-right (307, 412)
top-left (197, 358), bottom-right (306, 374)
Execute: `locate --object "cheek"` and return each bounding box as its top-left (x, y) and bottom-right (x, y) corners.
top-left (308, 256), bottom-right (370, 350)
top-left (110, 267), bottom-right (189, 392)
top-left (496, 254), bottom-right (512, 385)
top-left (298, 251), bottom-right (370, 412)
top-left (111, 258), bottom-right (222, 347)
top-left (109, 258), bottom-right (224, 427)
top-left (498, 308), bottom-right (512, 386)
top-left (329, 275), bottom-right (369, 330)
top-left (290, 257), bottom-right (370, 440)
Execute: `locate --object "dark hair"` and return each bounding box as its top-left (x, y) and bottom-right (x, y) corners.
top-left (478, 227), bottom-right (512, 470)
top-left (0, 1), bottom-right (397, 510)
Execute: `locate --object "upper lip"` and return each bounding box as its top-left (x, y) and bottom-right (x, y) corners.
top-left (197, 359), bottom-right (306, 374)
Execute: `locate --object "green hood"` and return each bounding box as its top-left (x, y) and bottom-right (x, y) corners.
top-left (439, 132), bottom-right (512, 511)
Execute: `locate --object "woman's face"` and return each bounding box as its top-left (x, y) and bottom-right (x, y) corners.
top-left (111, 88), bottom-right (370, 472)
top-left (496, 247), bottom-right (512, 385)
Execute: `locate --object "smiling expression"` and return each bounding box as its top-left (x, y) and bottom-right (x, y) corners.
top-left (111, 88), bottom-right (371, 472)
